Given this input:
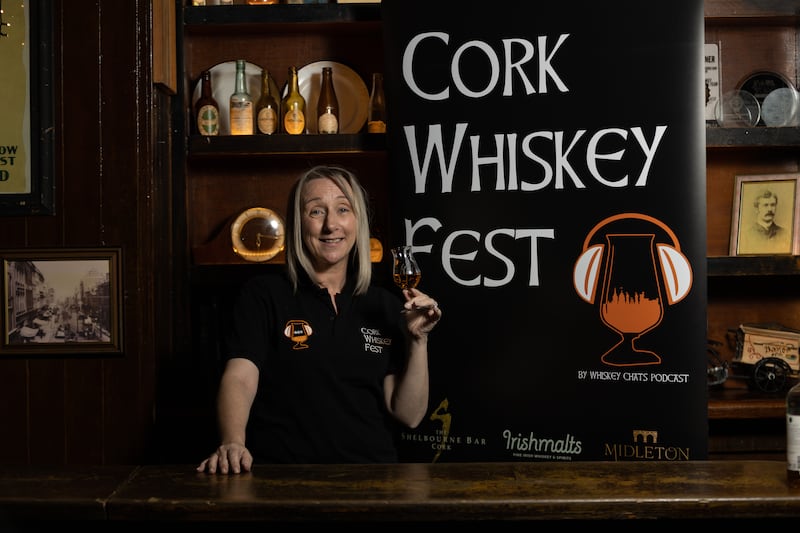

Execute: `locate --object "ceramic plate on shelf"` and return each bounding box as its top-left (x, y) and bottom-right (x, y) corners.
top-left (285, 61), bottom-right (369, 134)
top-left (191, 61), bottom-right (280, 135)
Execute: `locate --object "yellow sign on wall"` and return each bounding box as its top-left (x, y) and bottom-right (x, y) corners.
top-left (0, 0), bottom-right (30, 194)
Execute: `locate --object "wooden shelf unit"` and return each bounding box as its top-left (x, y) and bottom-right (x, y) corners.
top-left (701, 0), bottom-right (799, 455)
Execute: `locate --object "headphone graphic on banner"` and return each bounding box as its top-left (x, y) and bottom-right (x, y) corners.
top-left (572, 213), bottom-right (693, 367)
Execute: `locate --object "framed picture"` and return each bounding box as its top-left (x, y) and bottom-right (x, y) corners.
top-left (153, 0), bottom-right (177, 94)
top-left (1, 248), bottom-right (123, 355)
top-left (0, 0), bottom-right (55, 215)
top-left (730, 173), bottom-right (800, 256)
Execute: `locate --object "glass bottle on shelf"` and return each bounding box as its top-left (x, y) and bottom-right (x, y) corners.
top-left (256, 69), bottom-right (279, 135)
top-left (229, 59), bottom-right (254, 136)
top-left (195, 70), bottom-right (219, 136)
top-left (316, 66), bottom-right (339, 134)
top-left (281, 66), bottom-right (306, 135)
top-left (787, 380), bottom-right (800, 488)
top-left (367, 72), bottom-right (387, 133)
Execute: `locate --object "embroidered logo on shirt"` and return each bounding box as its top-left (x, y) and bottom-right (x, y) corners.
top-left (361, 327), bottom-right (392, 355)
top-left (284, 319), bottom-right (313, 350)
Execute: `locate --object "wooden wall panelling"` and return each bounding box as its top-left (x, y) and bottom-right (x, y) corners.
top-left (0, 0), bottom-right (161, 466)
top-left (704, 23), bottom-right (798, 93)
top-left (53, 0), bottom-right (107, 466)
top-left (0, 361), bottom-right (30, 461)
top-left (101, 0), bottom-right (160, 462)
top-left (96, 0), bottom-right (159, 464)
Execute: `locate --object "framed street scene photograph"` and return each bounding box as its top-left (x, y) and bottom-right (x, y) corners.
top-left (730, 173), bottom-right (800, 256)
top-left (1, 248), bottom-right (123, 355)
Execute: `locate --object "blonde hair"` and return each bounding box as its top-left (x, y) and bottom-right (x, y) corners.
top-left (285, 165), bottom-right (373, 295)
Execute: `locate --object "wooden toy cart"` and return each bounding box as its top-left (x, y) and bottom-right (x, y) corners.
top-left (731, 323), bottom-right (800, 393)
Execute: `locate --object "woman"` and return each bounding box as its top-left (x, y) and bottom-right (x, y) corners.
top-left (197, 165), bottom-right (442, 473)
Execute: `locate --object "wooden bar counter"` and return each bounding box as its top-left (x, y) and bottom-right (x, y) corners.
top-left (2, 461), bottom-right (800, 526)
top-left (0, 464), bottom-right (136, 523)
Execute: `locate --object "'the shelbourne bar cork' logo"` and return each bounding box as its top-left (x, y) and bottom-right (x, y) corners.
top-left (399, 398), bottom-right (490, 463)
top-left (604, 429), bottom-right (691, 461)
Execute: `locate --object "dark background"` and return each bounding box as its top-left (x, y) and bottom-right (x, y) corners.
top-left (382, 0), bottom-right (708, 461)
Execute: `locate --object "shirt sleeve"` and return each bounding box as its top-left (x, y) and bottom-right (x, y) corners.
top-left (225, 276), bottom-right (277, 370)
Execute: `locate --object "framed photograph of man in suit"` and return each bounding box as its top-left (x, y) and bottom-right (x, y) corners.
top-left (730, 173), bottom-right (800, 256)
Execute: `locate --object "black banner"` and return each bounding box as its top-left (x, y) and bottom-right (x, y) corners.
top-left (382, 0), bottom-right (708, 462)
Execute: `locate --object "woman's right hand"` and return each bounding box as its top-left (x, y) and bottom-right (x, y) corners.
top-left (196, 442), bottom-right (253, 474)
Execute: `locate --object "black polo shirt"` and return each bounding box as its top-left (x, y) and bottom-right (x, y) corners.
top-left (225, 271), bottom-right (406, 463)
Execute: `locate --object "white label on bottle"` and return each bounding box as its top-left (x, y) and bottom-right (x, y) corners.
top-left (318, 112), bottom-right (338, 134)
top-left (788, 414), bottom-right (800, 471)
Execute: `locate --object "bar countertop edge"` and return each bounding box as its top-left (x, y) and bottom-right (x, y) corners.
top-left (107, 461), bottom-right (800, 522)
top-left (2, 461), bottom-right (799, 523)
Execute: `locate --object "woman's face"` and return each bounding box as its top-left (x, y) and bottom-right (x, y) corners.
top-left (301, 177), bottom-right (357, 270)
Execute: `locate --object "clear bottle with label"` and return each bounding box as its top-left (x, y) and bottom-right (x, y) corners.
top-left (281, 66), bottom-right (306, 135)
top-left (256, 69), bottom-right (279, 135)
top-left (316, 66), bottom-right (339, 134)
top-left (367, 72), bottom-right (387, 133)
top-left (229, 59), bottom-right (254, 135)
top-left (195, 70), bottom-right (219, 136)
top-left (787, 380), bottom-right (800, 488)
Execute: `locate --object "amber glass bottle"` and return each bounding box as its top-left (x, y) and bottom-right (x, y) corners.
top-left (787, 380), bottom-right (800, 488)
top-left (367, 72), bottom-right (387, 133)
top-left (281, 66), bottom-right (306, 135)
top-left (195, 70), bottom-right (219, 136)
top-left (316, 66), bottom-right (339, 134)
top-left (256, 69), bottom-right (279, 135)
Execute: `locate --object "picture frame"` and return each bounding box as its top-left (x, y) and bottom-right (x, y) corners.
top-left (1, 248), bottom-right (123, 355)
top-left (0, 0), bottom-right (55, 216)
top-left (152, 0), bottom-right (177, 95)
top-left (730, 173), bottom-right (800, 256)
